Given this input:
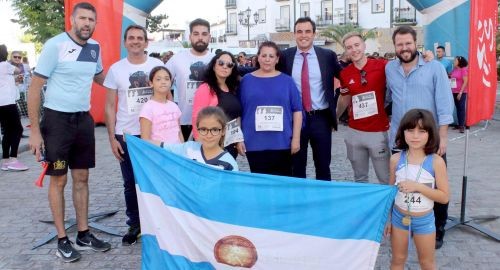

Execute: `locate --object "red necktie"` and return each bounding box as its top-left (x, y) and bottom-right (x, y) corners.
top-left (301, 52), bottom-right (312, 112)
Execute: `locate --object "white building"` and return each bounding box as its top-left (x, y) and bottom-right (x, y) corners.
top-left (224, 0), bottom-right (424, 53)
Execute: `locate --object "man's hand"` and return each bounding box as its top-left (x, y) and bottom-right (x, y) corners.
top-left (29, 132), bottom-right (44, 162)
top-left (437, 125), bottom-right (448, 156)
top-left (109, 137), bottom-right (125, 162)
top-left (437, 139), bottom-right (447, 156)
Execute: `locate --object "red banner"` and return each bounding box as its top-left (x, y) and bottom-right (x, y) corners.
top-left (467, 0), bottom-right (498, 126)
top-left (64, 0), bottom-right (124, 123)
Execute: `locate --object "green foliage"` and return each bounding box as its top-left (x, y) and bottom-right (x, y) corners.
top-left (320, 24), bottom-right (378, 44)
top-left (146, 14), bottom-right (169, 33)
top-left (11, 0), bottom-right (65, 45)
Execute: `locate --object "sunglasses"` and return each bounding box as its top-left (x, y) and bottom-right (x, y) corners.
top-left (360, 70), bottom-right (367, 85)
top-left (197, 127), bottom-right (222, 136)
top-left (217, 60), bottom-right (235, 69)
top-left (12, 56), bottom-right (22, 59)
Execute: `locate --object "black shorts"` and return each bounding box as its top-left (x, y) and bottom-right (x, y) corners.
top-left (40, 108), bottom-right (95, 176)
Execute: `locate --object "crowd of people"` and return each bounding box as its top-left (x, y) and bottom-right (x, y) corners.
top-left (0, 1), bottom-right (470, 267)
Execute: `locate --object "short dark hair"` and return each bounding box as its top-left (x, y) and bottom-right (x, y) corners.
top-left (392, 26), bottom-right (417, 44)
top-left (256, 41), bottom-right (281, 69)
top-left (238, 51), bottom-right (246, 57)
top-left (124, 24), bottom-right (148, 41)
top-left (436, 46), bottom-right (445, 51)
top-left (294, 17), bottom-right (316, 33)
top-left (149, 66), bottom-right (172, 83)
top-left (72, 2), bottom-right (96, 17)
top-left (395, 109), bottom-right (439, 155)
top-left (189, 18), bottom-right (210, 33)
top-left (0, 44), bottom-right (8, 62)
top-left (455, 56), bottom-right (468, 68)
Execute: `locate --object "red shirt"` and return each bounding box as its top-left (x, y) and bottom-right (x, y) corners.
top-left (339, 58), bottom-right (389, 132)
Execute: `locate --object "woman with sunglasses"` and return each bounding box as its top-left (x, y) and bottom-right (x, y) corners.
top-left (192, 51), bottom-right (242, 158)
top-left (238, 41), bottom-right (302, 176)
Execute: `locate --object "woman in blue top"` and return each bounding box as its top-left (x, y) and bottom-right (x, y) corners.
top-left (237, 41), bottom-right (302, 176)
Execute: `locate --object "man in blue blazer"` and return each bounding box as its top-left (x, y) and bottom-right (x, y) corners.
top-left (278, 17), bottom-right (341, 181)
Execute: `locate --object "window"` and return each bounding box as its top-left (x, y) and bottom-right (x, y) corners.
top-left (321, 0), bottom-right (333, 20)
top-left (372, 0), bottom-right (385, 13)
top-left (300, 3), bottom-right (310, 18)
top-left (276, 5), bottom-right (290, 31)
top-left (258, 8), bottom-right (266, 23)
top-left (227, 13), bottom-right (237, 34)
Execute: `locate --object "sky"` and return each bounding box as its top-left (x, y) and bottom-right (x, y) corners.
top-left (152, 0), bottom-right (226, 29)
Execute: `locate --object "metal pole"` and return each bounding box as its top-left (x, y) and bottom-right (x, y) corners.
top-left (247, 19), bottom-right (250, 42)
top-left (460, 127), bottom-right (470, 223)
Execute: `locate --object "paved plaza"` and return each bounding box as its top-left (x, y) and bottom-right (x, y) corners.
top-left (1, 108), bottom-right (499, 269)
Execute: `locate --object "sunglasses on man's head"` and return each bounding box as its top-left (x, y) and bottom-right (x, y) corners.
top-left (360, 70), bottom-right (367, 85)
top-left (217, 60), bottom-right (235, 69)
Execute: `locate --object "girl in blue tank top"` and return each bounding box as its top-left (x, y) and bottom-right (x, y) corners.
top-left (386, 109), bottom-right (449, 270)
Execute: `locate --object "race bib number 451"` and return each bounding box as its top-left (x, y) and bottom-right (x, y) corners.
top-left (352, 91), bottom-right (378, 120)
top-left (255, 106), bottom-right (284, 131)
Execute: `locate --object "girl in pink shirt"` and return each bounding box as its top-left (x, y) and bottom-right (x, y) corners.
top-left (140, 66), bottom-right (183, 144)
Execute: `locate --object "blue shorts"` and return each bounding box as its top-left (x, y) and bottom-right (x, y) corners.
top-left (391, 207), bottom-right (435, 235)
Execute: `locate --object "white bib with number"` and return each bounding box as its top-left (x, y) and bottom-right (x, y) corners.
top-left (224, 119), bottom-right (244, 147)
top-left (255, 106), bottom-right (284, 131)
top-left (352, 91), bottom-right (378, 120)
top-left (185, 81), bottom-right (202, 105)
top-left (395, 179), bottom-right (434, 212)
top-left (450, 78), bottom-right (457, 88)
top-left (126, 86), bottom-right (153, 114)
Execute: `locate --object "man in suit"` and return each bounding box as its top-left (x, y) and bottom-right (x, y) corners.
top-left (278, 17), bottom-right (341, 180)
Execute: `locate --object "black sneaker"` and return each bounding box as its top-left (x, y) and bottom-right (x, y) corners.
top-left (75, 232), bottom-right (111, 252)
top-left (122, 225), bottom-right (141, 246)
top-left (56, 239), bottom-right (81, 263)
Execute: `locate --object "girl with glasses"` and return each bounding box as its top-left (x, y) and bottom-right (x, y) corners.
top-left (151, 106), bottom-right (238, 171)
top-left (192, 51), bottom-right (242, 158)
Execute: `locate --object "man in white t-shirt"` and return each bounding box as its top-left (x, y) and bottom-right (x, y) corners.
top-left (103, 25), bottom-right (163, 245)
top-left (165, 18), bottom-right (214, 140)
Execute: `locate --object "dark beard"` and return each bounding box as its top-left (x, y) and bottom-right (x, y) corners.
top-left (396, 50), bottom-right (418, 63)
top-left (75, 28), bottom-right (93, 41)
top-left (192, 42), bottom-right (208, 53)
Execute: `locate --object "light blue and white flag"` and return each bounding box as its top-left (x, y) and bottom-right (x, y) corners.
top-left (126, 135), bottom-right (397, 270)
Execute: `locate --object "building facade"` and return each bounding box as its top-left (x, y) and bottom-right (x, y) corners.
top-left (224, 0), bottom-right (424, 54)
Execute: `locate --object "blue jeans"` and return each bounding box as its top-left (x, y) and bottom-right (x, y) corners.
top-left (453, 93), bottom-right (467, 127)
top-left (115, 135), bottom-right (140, 227)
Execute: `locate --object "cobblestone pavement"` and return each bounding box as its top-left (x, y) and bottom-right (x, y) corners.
top-left (1, 110), bottom-right (499, 269)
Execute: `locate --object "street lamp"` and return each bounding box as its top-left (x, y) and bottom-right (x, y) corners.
top-left (238, 7), bottom-right (259, 43)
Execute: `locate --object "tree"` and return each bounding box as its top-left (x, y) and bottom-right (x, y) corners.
top-left (11, 0), bottom-right (65, 45)
top-left (320, 24), bottom-right (378, 44)
top-left (146, 14), bottom-right (169, 34)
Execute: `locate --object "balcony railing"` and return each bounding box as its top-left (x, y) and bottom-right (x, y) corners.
top-left (275, 18), bottom-right (290, 32)
top-left (225, 0), bottom-right (236, 8)
top-left (316, 14), bottom-right (333, 27)
top-left (393, 6), bottom-right (417, 25)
